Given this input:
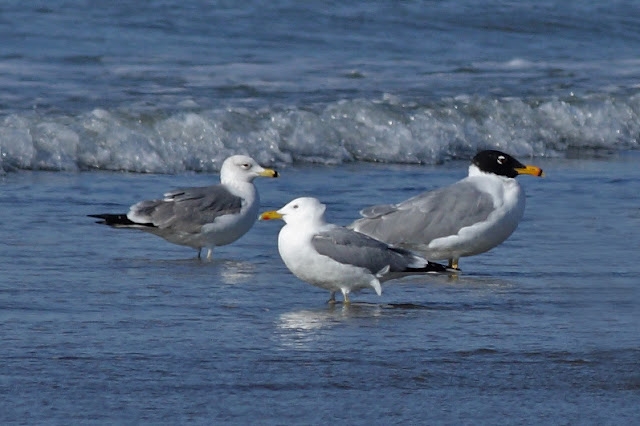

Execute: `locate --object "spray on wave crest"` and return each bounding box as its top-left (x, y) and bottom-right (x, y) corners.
top-left (1, 94), bottom-right (638, 173)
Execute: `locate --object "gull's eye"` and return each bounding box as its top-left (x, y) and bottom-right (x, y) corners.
top-left (240, 163), bottom-right (251, 169)
top-left (497, 155), bottom-right (506, 165)
top-left (292, 204), bottom-right (299, 209)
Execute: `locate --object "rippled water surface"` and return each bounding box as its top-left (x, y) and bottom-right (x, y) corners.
top-left (2, 1), bottom-right (639, 423)
top-left (2, 1), bottom-right (640, 173)
top-left (1, 155), bottom-right (639, 424)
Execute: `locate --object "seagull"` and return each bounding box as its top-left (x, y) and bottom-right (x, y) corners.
top-left (349, 150), bottom-right (543, 270)
top-left (260, 197), bottom-right (450, 304)
top-left (89, 154), bottom-right (279, 259)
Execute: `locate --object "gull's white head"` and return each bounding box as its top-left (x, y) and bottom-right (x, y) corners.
top-left (260, 197), bottom-right (327, 225)
top-left (220, 155), bottom-right (279, 184)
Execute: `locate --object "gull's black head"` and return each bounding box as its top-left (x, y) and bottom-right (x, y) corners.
top-left (472, 150), bottom-right (543, 178)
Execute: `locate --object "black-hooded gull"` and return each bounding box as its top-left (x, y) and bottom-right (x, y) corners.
top-left (349, 150), bottom-right (543, 270)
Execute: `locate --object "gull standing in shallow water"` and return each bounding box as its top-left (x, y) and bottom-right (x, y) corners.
top-left (349, 150), bottom-right (544, 270)
top-left (260, 197), bottom-right (450, 304)
top-left (89, 155), bottom-right (279, 259)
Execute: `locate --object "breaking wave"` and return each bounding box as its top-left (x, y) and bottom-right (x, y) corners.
top-left (1, 93), bottom-right (639, 173)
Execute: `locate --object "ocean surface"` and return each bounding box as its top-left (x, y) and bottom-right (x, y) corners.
top-left (1, 1), bottom-right (639, 424)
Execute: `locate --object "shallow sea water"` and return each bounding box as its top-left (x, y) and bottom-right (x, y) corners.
top-left (1, 154), bottom-right (638, 424)
top-left (2, 2), bottom-right (640, 422)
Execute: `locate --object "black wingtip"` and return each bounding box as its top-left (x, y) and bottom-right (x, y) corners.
top-left (87, 213), bottom-right (135, 226)
top-left (427, 261), bottom-right (455, 273)
top-left (407, 261), bottom-right (458, 274)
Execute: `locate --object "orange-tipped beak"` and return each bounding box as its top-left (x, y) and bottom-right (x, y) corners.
top-left (259, 210), bottom-right (283, 221)
top-left (515, 164), bottom-right (544, 177)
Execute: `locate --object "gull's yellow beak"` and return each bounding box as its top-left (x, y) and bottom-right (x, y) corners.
top-left (259, 210), bottom-right (283, 221)
top-left (259, 168), bottom-right (279, 178)
top-left (514, 164), bottom-right (544, 177)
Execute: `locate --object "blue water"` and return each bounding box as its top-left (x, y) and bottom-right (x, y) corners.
top-left (1, 1), bottom-right (640, 173)
top-left (1, 1), bottom-right (639, 424)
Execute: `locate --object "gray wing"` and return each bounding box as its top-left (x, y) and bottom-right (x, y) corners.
top-left (311, 226), bottom-right (422, 273)
top-left (130, 184), bottom-right (243, 233)
top-left (350, 180), bottom-right (495, 247)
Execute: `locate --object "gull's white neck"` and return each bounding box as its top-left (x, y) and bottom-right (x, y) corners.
top-left (468, 164), bottom-right (513, 182)
top-left (222, 179), bottom-right (257, 208)
top-left (221, 173), bottom-right (255, 185)
top-left (286, 215), bottom-right (326, 232)
top-left (468, 164), bottom-right (485, 177)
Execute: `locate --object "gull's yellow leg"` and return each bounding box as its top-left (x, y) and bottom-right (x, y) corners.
top-left (448, 258), bottom-right (459, 270)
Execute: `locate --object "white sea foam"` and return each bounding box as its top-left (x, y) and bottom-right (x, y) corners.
top-left (1, 95), bottom-right (638, 173)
